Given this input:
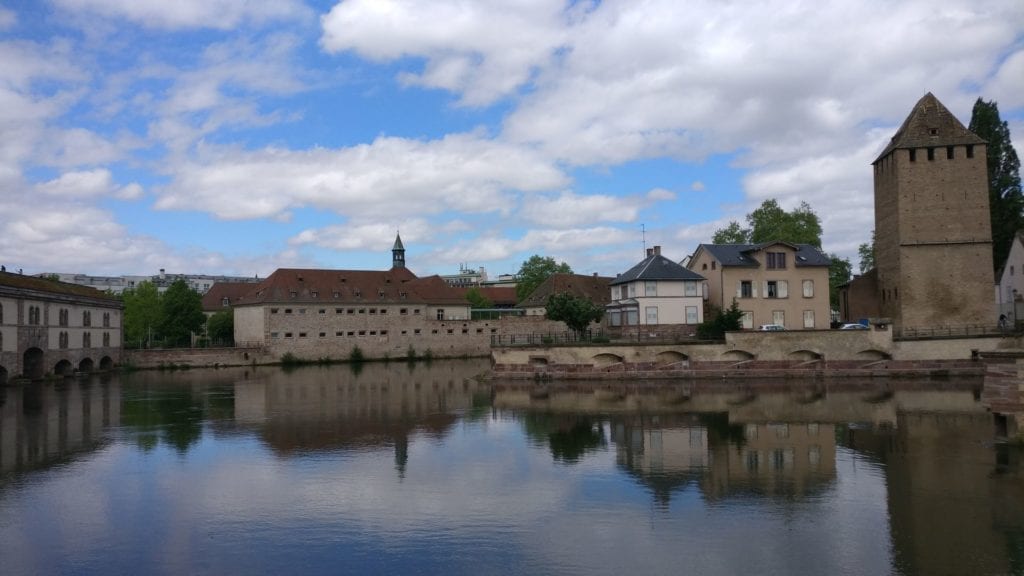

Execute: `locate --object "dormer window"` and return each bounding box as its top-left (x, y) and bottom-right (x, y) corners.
top-left (221, 297), bottom-right (230, 307)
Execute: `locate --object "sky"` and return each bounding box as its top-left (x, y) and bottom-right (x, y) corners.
top-left (1, 0), bottom-right (1022, 281)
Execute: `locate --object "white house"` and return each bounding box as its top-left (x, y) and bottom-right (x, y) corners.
top-left (606, 246), bottom-right (705, 332)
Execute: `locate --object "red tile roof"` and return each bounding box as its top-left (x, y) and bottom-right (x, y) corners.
top-left (0, 271), bottom-right (120, 304)
top-left (202, 282), bottom-right (260, 312)
top-left (518, 273), bottom-right (613, 308)
top-left (234, 267), bottom-right (469, 307)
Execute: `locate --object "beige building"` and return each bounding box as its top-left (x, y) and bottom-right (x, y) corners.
top-left (0, 271), bottom-right (122, 381)
top-left (872, 92), bottom-right (994, 331)
top-left (995, 232), bottom-right (1024, 324)
top-left (607, 246), bottom-right (705, 332)
top-left (688, 242), bottom-right (831, 329)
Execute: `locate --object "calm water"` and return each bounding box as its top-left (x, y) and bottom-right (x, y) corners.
top-left (1, 359), bottom-right (1023, 576)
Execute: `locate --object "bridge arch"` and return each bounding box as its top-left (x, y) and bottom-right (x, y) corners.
top-left (856, 349), bottom-right (892, 361)
top-left (99, 356), bottom-right (114, 371)
top-left (656, 350), bottom-right (689, 365)
top-left (54, 359), bottom-right (74, 377)
top-left (592, 353), bottom-right (623, 368)
top-left (79, 357), bottom-right (95, 373)
top-left (23, 347), bottom-right (44, 380)
top-left (721, 349), bottom-right (755, 361)
top-left (788, 349), bottom-right (823, 361)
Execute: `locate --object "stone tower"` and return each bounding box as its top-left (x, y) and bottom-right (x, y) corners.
top-left (392, 232), bottom-right (405, 269)
top-left (872, 93), bottom-right (993, 331)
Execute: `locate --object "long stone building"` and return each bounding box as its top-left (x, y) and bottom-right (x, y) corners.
top-left (0, 271), bottom-right (122, 382)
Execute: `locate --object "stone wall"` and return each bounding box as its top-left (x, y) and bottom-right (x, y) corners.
top-left (124, 347), bottom-right (276, 369)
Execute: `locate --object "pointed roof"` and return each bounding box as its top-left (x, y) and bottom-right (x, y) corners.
top-left (392, 232), bottom-right (404, 251)
top-left (517, 273), bottom-right (614, 308)
top-left (610, 252), bottom-right (704, 286)
top-left (873, 92), bottom-right (985, 163)
top-left (694, 242), bottom-right (831, 268)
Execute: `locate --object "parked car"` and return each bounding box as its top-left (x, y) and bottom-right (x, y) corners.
top-left (758, 324), bottom-right (785, 331)
top-left (839, 323), bottom-right (868, 330)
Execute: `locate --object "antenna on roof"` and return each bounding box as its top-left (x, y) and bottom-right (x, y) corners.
top-left (641, 224), bottom-right (647, 257)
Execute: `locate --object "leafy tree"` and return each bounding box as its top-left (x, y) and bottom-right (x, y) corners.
top-left (828, 254), bottom-right (852, 310)
top-left (711, 199), bottom-right (823, 247)
top-left (969, 98), bottom-right (1023, 271)
top-left (465, 286), bottom-right (493, 308)
top-left (696, 300), bottom-right (744, 339)
top-left (206, 309), bottom-right (234, 345)
top-left (857, 230), bottom-right (876, 273)
top-left (123, 281), bottom-right (162, 348)
top-left (516, 254), bottom-right (572, 301)
top-left (160, 279), bottom-right (205, 347)
top-left (712, 221), bottom-right (748, 244)
top-left (545, 292), bottom-right (603, 337)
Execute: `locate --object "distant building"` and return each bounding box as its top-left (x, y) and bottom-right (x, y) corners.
top-left (441, 264), bottom-right (488, 287)
top-left (871, 92), bottom-right (994, 331)
top-left (607, 246), bottom-right (705, 333)
top-left (0, 271), bottom-right (122, 381)
top-left (688, 242), bottom-right (831, 330)
top-left (837, 269), bottom-right (881, 325)
top-left (517, 273), bottom-right (613, 316)
top-left (43, 270), bottom-right (260, 295)
top-left (201, 282), bottom-right (258, 316)
top-left (995, 232), bottom-right (1024, 324)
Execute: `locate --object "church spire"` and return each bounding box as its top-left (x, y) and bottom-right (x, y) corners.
top-left (392, 231), bottom-right (405, 269)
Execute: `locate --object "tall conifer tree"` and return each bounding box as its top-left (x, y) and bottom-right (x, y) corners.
top-left (969, 98), bottom-right (1023, 271)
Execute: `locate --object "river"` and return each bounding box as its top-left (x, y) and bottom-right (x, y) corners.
top-left (1, 359), bottom-right (1022, 575)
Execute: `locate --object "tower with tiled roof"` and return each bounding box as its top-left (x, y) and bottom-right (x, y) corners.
top-left (872, 93), bottom-right (994, 330)
top-left (392, 232), bottom-right (405, 269)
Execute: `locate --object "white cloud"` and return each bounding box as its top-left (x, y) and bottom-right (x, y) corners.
top-left (0, 6), bottom-right (16, 29)
top-left (155, 133), bottom-right (569, 220)
top-left (688, 182), bottom-right (704, 193)
top-left (289, 220), bottom-right (432, 252)
top-left (54, 0), bottom-right (311, 30)
top-left (35, 169), bottom-right (143, 199)
top-left (520, 191), bottom-right (641, 227)
top-left (985, 49), bottom-right (1024, 109)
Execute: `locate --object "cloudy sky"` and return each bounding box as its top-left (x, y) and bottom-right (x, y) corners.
top-left (1, 0), bottom-right (1022, 280)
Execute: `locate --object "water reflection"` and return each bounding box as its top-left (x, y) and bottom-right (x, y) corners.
top-left (2, 367), bottom-right (1024, 575)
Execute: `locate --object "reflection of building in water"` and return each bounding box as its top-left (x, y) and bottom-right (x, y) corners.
top-left (702, 421), bottom-right (837, 501)
top-left (234, 360), bottom-right (491, 475)
top-left (0, 380), bottom-right (120, 476)
top-left (612, 414), bottom-right (709, 505)
top-left (844, 412), bottom-right (1024, 576)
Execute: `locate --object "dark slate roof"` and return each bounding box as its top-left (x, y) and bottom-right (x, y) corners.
top-left (695, 243), bottom-right (831, 267)
top-left (610, 254), bottom-right (705, 286)
top-left (518, 273), bottom-right (613, 308)
top-left (393, 233), bottom-right (404, 250)
top-left (873, 92), bottom-right (985, 163)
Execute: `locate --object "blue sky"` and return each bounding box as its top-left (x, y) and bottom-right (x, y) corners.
top-left (1, 0), bottom-right (1022, 280)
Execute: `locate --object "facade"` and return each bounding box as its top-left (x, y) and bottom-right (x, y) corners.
top-left (607, 246), bottom-right (705, 331)
top-left (837, 269), bottom-right (882, 324)
top-left (995, 232), bottom-right (1024, 324)
top-left (688, 242), bottom-right (831, 330)
top-left (201, 281), bottom-right (258, 315)
top-left (441, 264), bottom-right (489, 287)
top-left (44, 270), bottom-right (260, 295)
top-left (0, 271), bottom-right (122, 382)
top-left (517, 273), bottom-right (613, 316)
top-left (872, 92), bottom-right (994, 331)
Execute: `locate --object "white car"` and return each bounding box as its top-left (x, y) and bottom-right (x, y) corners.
top-left (757, 324), bottom-right (785, 331)
top-left (840, 323), bottom-right (869, 330)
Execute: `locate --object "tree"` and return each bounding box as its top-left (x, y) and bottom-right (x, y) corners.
top-left (545, 292), bottom-right (603, 337)
top-left (969, 98), bottom-right (1023, 272)
top-left (711, 199), bottom-right (823, 247)
top-left (206, 309), bottom-right (234, 345)
top-left (516, 255), bottom-right (572, 301)
top-left (465, 286), bottom-right (493, 308)
top-left (828, 254), bottom-right (852, 311)
top-left (160, 279), bottom-right (206, 347)
top-left (696, 300), bottom-right (744, 340)
top-left (123, 281), bottom-right (162, 348)
top-left (857, 230), bottom-right (876, 273)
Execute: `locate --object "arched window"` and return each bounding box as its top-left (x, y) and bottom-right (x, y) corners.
top-left (83, 310), bottom-right (91, 327)
top-left (83, 332), bottom-right (91, 348)
top-left (103, 332), bottom-right (110, 347)
top-left (103, 312), bottom-right (110, 328)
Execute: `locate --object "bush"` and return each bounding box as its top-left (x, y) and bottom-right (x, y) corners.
top-left (349, 346), bottom-right (365, 363)
top-left (281, 352), bottom-right (301, 366)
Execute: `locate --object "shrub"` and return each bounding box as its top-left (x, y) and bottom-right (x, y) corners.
top-left (349, 346), bottom-right (365, 363)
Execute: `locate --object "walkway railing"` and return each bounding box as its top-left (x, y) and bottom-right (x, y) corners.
top-left (490, 330), bottom-right (605, 347)
top-left (894, 324), bottom-right (1007, 339)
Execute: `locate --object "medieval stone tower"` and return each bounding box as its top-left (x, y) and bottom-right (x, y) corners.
top-left (872, 92), bottom-right (994, 330)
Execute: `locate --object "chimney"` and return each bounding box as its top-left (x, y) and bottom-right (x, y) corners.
top-left (593, 272), bottom-right (598, 277)
top-left (646, 248), bottom-right (654, 257)
top-left (653, 245), bottom-right (661, 256)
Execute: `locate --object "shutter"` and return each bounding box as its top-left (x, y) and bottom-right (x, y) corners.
top-left (763, 281), bottom-right (769, 298)
top-left (779, 280), bottom-right (788, 298)
top-left (736, 282), bottom-right (742, 299)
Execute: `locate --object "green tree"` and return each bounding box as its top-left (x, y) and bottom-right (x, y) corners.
top-left (857, 230), bottom-right (876, 273)
top-left (828, 254), bottom-right (852, 311)
top-left (545, 292), bottom-right (603, 337)
top-left (696, 300), bottom-right (744, 340)
top-left (711, 199), bottom-right (823, 247)
top-left (516, 254), bottom-right (572, 301)
top-left (711, 221), bottom-right (748, 244)
top-left (160, 279), bottom-right (205, 347)
top-left (465, 286), bottom-right (493, 308)
top-left (206, 309), bottom-right (234, 345)
top-left (969, 98), bottom-right (1023, 271)
top-left (123, 281), bottom-right (162, 348)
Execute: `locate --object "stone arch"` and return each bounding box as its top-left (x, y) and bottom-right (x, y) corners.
top-left (721, 349), bottom-right (755, 361)
top-left (788, 349), bottom-right (823, 361)
top-left (99, 356), bottom-right (114, 370)
top-left (54, 359), bottom-right (74, 377)
top-left (529, 356), bottom-right (549, 367)
top-left (79, 357), bottom-right (95, 373)
top-left (656, 350), bottom-right (689, 365)
top-left (0, 365), bottom-right (7, 385)
top-left (592, 353), bottom-right (624, 368)
top-left (856, 349), bottom-right (892, 361)
top-left (23, 347), bottom-right (44, 380)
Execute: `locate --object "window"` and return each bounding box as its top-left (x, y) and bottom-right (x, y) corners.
top-left (966, 145), bottom-right (974, 158)
top-left (222, 297), bottom-right (230, 307)
top-left (311, 291), bottom-right (318, 298)
top-left (702, 263), bottom-right (707, 270)
top-left (103, 332), bottom-right (110, 347)
top-left (803, 310), bottom-right (815, 328)
top-left (83, 310), bottom-right (92, 327)
top-left (319, 309), bottom-right (326, 314)
top-left (685, 306), bottom-right (698, 324)
top-left (711, 261), bottom-right (717, 270)
top-left (271, 332), bottom-right (280, 339)
top-left (284, 332), bottom-right (293, 338)
top-left (927, 147), bottom-right (935, 161)
top-left (369, 308), bottom-right (377, 314)
top-left (83, 332), bottom-right (91, 348)
top-left (59, 331), bottom-right (68, 349)
top-left (645, 281), bottom-right (657, 296)
top-left (802, 280), bottom-right (814, 298)
top-left (103, 312), bottom-right (111, 327)
top-left (59, 308), bottom-right (69, 327)
top-left (766, 280), bottom-right (788, 298)
top-left (684, 282), bottom-right (698, 297)
top-left (289, 291), bottom-right (297, 298)
top-left (299, 309), bottom-right (307, 314)
top-left (909, 149), bottom-right (917, 162)
top-left (627, 283), bottom-right (636, 298)
top-left (741, 311), bottom-right (753, 329)
top-left (436, 309), bottom-right (445, 320)
top-left (414, 309), bottom-right (421, 315)
top-left (319, 332), bottom-right (326, 338)
top-left (740, 281), bottom-right (753, 298)
top-left (400, 308), bottom-right (408, 315)
top-left (271, 308), bottom-right (279, 314)
top-left (645, 306), bottom-right (658, 325)
top-left (772, 310), bottom-right (785, 326)
top-left (609, 310), bottom-right (622, 326)
top-left (766, 252), bottom-right (786, 269)
top-left (336, 308), bottom-right (343, 313)
top-left (947, 146), bottom-right (954, 160)
top-left (284, 308), bottom-right (292, 314)
top-left (611, 286), bottom-right (621, 300)
top-left (299, 332), bottom-right (307, 338)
